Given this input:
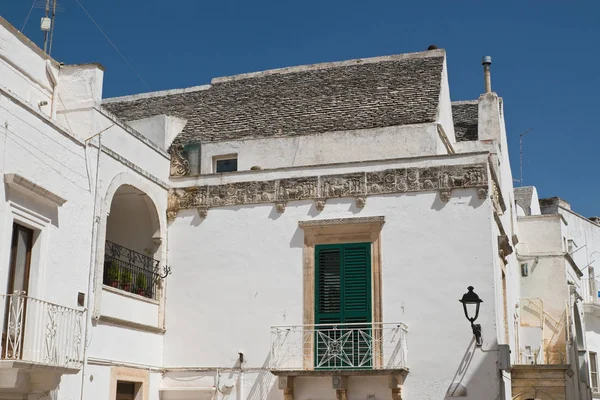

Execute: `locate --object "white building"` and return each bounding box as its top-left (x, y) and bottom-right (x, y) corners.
top-left (0, 13), bottom-right (597, 400)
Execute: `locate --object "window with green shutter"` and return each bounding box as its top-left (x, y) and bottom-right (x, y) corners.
top-left (314, 242), bottom-right (372, 369)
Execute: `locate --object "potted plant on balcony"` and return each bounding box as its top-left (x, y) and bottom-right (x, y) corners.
top-left (136, 274), bottom-right (148, 297)
top-left (107, 262), bottom-right (120, 288)
top-left (121, 270), bottom-right (133, 292)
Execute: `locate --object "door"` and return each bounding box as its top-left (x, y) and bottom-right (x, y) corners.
top-left (2, 223), bottom-right (34, 359)
top-left (314, 243), bottom-right (371, 369)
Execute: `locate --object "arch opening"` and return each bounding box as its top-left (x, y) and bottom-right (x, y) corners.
top-left (103, 184), bottom-right (162, 300)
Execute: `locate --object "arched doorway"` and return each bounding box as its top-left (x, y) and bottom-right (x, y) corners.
top-left (103, 184), bottom-right (162, 299)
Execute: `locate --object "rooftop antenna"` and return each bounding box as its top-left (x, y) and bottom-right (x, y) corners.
top-left (514, 128), bottom-right (533, 186)
top-left (38, 0), bottom-right (63, 56)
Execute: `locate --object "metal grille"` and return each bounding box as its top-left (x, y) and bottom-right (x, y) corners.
top-left (270, 322), bottom-right (408, 371)
top-left (103, 241), bottom-right (161, 300)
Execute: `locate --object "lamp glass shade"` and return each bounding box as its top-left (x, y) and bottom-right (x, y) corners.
top-left (459, 286), bottom-right (483, 322)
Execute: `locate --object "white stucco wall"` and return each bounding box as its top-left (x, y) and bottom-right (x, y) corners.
top-left (198, 123), bottom-right (442, 174)
top-left (165, 180), bottom-right (500, 399)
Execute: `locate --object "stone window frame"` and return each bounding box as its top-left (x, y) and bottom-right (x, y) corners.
top-left (110, 366), bottom-right (149, 400)
top-left (298, 216), bottom-right (384, 368)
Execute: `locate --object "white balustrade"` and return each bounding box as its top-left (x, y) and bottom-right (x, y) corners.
top-left (0, 291), bottom-right (84, 369)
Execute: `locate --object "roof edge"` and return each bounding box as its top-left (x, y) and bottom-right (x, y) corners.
top-left (212, 49), bottom-right (446, 84)
top-left (0, 16), bottom-right (60, 68)
top-left (103, 84), bottom-right (212, 104)
top-left (451, 100), bottom-right (479, 105)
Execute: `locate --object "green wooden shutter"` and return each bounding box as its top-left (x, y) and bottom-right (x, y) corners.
top-left (315, 243), bottom-right (372, 369)
top-left (315, 246), bottom-right (342, 324)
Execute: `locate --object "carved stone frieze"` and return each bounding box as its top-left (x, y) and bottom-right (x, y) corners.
top-left (322, 173), bottom-right (365, 198)
top-left (367, 169), bottom-right (396, 194)
top-left (278, 177), bottom-right (318, 202)
top-left (167, 163), bottom-right (488, 218)
top-left (169, 145), bottom-right (190, 177)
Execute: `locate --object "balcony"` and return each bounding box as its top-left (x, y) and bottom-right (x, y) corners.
top-left (582, 279), bottom-right (600, 317)
top-left (103, 240), bottom-right (161, 300)
top-left (0, 291), bottom-right (84, 393)
top-left (270, 322), bottom-right (408, 372)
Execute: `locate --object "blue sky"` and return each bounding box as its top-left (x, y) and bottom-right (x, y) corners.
top-left (2, 1), bottom-right (600, 216)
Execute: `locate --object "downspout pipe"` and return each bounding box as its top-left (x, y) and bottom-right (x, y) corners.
top-left (79, 132), bottom-right (102, 400)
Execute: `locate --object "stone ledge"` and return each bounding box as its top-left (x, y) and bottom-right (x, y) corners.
top-left (270, 368), bottom-right (409, 377)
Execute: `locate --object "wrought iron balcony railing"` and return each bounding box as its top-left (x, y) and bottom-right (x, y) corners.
top-left (103, 240), bottom-right (167, 300)
top-left (270, 322), bottom-right (408, 371)
top-left (1, 291), bottom-right (84, 369)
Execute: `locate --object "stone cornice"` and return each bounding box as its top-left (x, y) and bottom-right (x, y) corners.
top-left (299, 216), bottom-right (385, 227)
top-left (167, 163), bottom-right (489, 220)
top-left (4, 173), bottom-right (67, 205)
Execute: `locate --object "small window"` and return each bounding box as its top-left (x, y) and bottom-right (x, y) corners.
top-left (116, 381), bottom-right (138, 400)
top-left (591, 352), bottom-right (599, 392)
top-left (214, 155), bottom-right (238, 173)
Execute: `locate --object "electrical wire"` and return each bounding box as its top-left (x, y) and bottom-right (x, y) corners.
top-left (71, 0), bottom-right (152, 91)
top-left (1, 106), bottom-right (86, 160)
top-left (21, 0), bottom-right (38, 32)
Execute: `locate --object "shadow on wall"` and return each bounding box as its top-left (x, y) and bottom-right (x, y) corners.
top-left (245, 353), bottom-right (280, 400)
top-left (430, 188), bottom-right (485, 212)
top-left (444, 337), bottom-right (502, 400)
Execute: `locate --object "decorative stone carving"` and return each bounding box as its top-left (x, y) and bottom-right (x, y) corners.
top-left (314, 198), bottom-right (326, 211)
top-left (167, 189), bottom-right (186, 221)
top-left (439, 189), bottom-right (452, 202)
top-left (278, 177), bottom-right (318, 202)
top-left (166, 163), bottom-right (488, 218)
top-left (197, 207), bottom-right (208, 218)
top-left (169, 145), bottom-right (190, 177)
top-left (322, 173), bottom-right (365, 198)
top-left (355, 196), bottom-right (366, 208)
top-left (275, 201), bottom-right (286, 213)
top-left (477, 187), bottom-right (488, 199)
top-left (367, 169), bottom-right (396, 194)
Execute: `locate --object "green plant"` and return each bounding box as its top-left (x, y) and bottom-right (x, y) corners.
top-left (107, 262), bottom-right (119, 282)
top-left (121, 270), bottom-right (133, 284)
top-left (136, 274), bottom-right (147, 289)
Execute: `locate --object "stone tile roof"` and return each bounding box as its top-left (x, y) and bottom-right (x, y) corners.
top-left (515, 186), bottom-right (534, 215)
top-left (451, 100), bottom-right (478, 142)
top-left (103, 50), bottom-right (445, 145)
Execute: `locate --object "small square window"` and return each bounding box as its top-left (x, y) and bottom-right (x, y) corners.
top-left (214, 156), bottom-right (238, 173)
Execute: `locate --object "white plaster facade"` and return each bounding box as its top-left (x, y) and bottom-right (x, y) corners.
top-left (2, 12), bottom-right (598, 400)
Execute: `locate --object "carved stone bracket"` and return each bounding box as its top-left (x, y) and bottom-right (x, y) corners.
top-left (314, 198), bottom-right (326, 211)
top-left (168, 145), bottom-right (190, 177)
top-left (355, 196), bottom-right (366, 208)
top-left (276, 201), bottom-right (286, 213)
top-left (477, 188), bottom-right (488, 199)
top-left (166, 163), bottom-right (489, 217)
top-left (439, 190), bottom-right (452, 202)
top-left (197, 207), bottom-right (208, 218)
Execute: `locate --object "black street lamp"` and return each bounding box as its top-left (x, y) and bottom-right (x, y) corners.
top-left (459, 286), bottom-right (483, 347)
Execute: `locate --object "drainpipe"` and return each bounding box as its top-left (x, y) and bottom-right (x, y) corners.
top-left (79, 132), bottom-right (102, 400)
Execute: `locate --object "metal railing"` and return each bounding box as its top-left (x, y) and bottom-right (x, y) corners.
top-left (1, 291), bottom-right (84, 368)
top-left (270, 322), bottom-right (408, 371)
top-left (582, 279), bottom-right (600, 305)
top-left (103, 240), bottom-right (161, 300)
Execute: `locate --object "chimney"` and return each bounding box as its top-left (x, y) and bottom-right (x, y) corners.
top-left (482, 56), bottom-right (492, 93)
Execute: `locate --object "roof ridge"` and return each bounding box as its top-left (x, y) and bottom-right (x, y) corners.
top-left (451, 100), bottom-right (478, 105)
top-left (212, 49), bottom-right (445, 84)
top-left (103, 84), bottom-right (211, 104)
